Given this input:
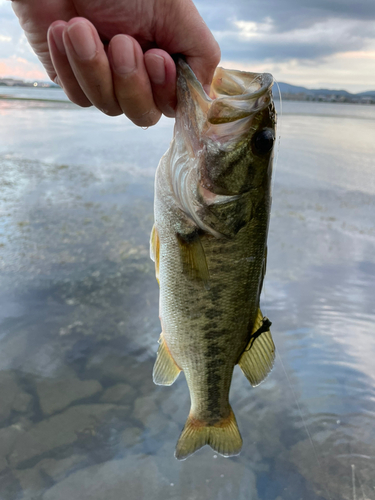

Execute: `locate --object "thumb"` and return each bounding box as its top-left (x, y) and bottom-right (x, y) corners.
top-left (185, 22), bottom-right (221, 94)
top-left (157, 0), bottom-right (221, 93)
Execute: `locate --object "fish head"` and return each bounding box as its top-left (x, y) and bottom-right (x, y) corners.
top-left (176, 59), bottom-right (276, 197)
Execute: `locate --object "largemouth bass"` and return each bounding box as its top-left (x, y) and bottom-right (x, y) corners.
top-left (150, 59), bottom-right (276, 460)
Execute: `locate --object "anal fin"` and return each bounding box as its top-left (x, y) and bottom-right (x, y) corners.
top-left (238, 308), bottom-right (275, 387)
top-left (153, 335), bottom-right (181, 386)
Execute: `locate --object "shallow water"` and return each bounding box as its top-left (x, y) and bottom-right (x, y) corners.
top-left (0, 94), bottom-right (374, 500)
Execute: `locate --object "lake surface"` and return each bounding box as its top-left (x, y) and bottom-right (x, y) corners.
top-left (0, 89), bottom-right (374, 500)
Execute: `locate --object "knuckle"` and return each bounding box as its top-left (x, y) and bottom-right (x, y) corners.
top-left (208, 42), bottom-right (221, 71)
top-left (213, 46), bottom-right (221, 67)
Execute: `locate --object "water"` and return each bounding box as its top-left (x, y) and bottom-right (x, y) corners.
top-left (0, 86), bottom-right (69, 102)
top-left (0, 92), bottom-right (374, 500)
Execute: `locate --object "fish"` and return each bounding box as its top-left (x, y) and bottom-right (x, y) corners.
top-left (150, 58), bottom-right (276, 460)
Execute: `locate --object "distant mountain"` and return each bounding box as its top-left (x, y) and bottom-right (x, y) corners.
top-left (275, 82), bottom-right (374, 98)
top-left (273, 82), bottom-right (309, 94)
top-left (357, 90), bottom-right (375, 97)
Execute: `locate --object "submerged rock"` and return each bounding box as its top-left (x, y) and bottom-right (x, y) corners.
top-left (42, 455), bottom-right (161, 500)
top-left (119, 427), bottom-right (142, 448)
top-left (13, 467), bottom-right (45, 498)
top-left (0, 470), bottom-right (22, 500)
top-left (11, 454), bottom-right (87, 499)
top-left (8, 404), bottom-right (128, 467)
top-left (35, 377), bottom-right (102, 415)
top-left (156, 443), bottom-right (259, 500)
top-left (99, 383), bottom-right (134, 404)
top-left (288, 433), bottom-right (375, 500)
top-left (35, 454), bottom-right (87, 482)
top-left (132, 395), bottom-right (158, 421)
top-left (0, 371), bottom-right (33, 422)
top-left (0, 420), bottom-right (32, 473)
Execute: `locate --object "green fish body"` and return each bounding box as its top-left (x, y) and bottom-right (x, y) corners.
top-left (151, 59), bottom-right (276, 460)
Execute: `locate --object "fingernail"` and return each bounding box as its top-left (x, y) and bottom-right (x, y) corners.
top-left (50, 25), bottom-right (66, 55)
top-left (111, 36), bottom-right (136, 75)
top-left (66, 21), bottom-right (97, 61)
top-left (145, 54), bottom-right (166, 85)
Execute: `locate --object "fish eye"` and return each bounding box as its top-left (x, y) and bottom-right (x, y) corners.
top-left (253, 129), bottom-right (275, 155)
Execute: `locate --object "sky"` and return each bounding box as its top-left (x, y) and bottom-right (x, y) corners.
top-left (0, 0), bottom-right (374, 92)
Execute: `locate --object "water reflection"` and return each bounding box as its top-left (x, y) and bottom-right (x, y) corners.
top-left (0, 97), bottom-right (374, 499)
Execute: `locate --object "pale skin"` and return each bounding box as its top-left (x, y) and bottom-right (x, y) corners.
top-left (11, 0), bottom-right (220, 127)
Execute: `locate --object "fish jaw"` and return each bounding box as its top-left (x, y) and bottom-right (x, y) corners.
top-left (175, 58), bottom-right (276, 200)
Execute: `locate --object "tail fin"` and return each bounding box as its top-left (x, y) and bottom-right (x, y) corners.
top-left (175, 407), bottom-right (242, 460)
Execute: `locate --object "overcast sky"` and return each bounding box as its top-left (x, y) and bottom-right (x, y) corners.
top-left (1, 0), bottom-right (374, 92)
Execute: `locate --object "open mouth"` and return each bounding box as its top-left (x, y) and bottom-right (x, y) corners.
top-left (210, 68), bottom-right (274, 101)
top-left (208, 69), bottom-right (274, 124)
top-left (176, 59), bottom-right (275, 147)
top-left (176, 59), bottom-right (274, 126)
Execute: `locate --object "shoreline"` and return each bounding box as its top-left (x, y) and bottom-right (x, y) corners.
top-left (0, 94), bottom-right (72, 104)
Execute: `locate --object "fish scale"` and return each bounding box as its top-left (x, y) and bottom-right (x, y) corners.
top-left (151, 59), bottom-right (276, 460)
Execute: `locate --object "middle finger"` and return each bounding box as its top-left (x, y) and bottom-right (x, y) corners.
top-left (63, 18), bottom-right (122, 116)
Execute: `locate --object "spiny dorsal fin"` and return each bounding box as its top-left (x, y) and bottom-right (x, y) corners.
top-left (175, 407), bottom-right (242, 460)
top-left (153, 335), bottom-right (181, 386)
top-left (238, 308), bottom-right (275, 387)
top-left (176, 232), bottom-right (210, 289)
top-left (150, 224), bottom-right (160, 283)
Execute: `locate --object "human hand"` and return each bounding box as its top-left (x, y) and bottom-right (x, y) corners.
top-left (12, 0), bottom-right (220, 126)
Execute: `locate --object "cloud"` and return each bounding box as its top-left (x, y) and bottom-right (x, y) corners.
top-left (221, 43), bottom-right (375, 93)
top-left (213, 18), bottom-right (375, 62)
top-left (197, 0), bottom-right (375, 32)
top-left (197, 0), bottom-right (375, 63)
top-left (0, 35), bottom-right (12, 43)
top-left (0, 2), bottom-right (48, 79)
top-left (0, 56), bottom-right (46, 80)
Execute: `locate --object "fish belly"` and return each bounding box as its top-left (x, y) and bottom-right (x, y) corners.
top-left (157, 204), bottom-right (266, 423)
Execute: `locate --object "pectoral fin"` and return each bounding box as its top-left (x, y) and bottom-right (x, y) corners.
top-left (177, 232), bottom-right (210, 289)
top-left (150, 224), bottom-right (160, 283)
top-left (238, 308), bottom-right (275, 387)
top-left (153, 335), bottom-right (181, 386)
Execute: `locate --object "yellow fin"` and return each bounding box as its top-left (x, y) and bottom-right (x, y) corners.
top-left (238, 308), bottom-right (275, 387)
top-left (176, 232), bottom-right (210, 289)
top-left (153, 335), bottom-right (181, 386)
top-left (175, 408), bottom-right (242, 460)
top-left (150, 224), bottom-right (160, 283)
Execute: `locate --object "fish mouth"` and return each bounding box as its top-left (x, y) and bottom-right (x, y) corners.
top-left (176, 59), bottom-right (274, 126)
